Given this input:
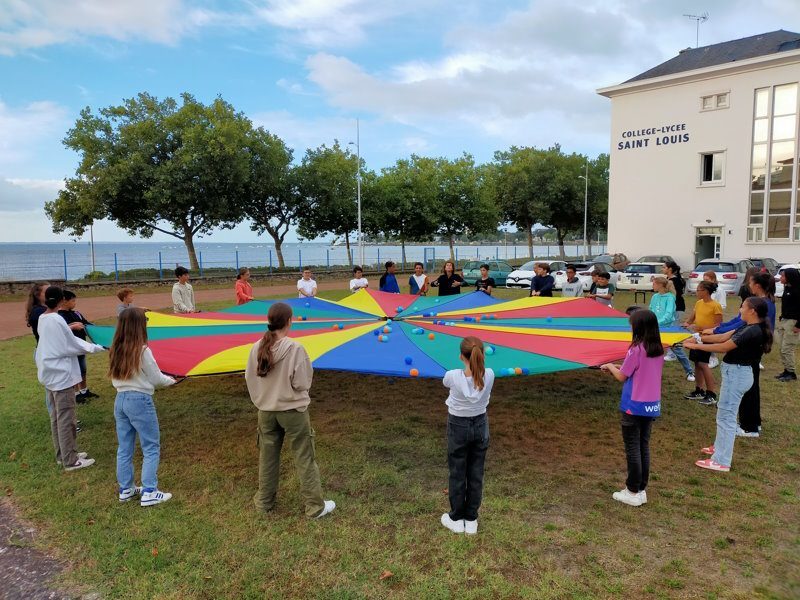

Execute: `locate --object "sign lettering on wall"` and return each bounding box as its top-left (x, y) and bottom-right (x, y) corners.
top-left (617, 123), bottom-right (690, 150)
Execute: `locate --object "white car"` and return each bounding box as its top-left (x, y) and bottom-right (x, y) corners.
top-left (617, 263), bottom-right (663, 291)
top-left (506, 260), bottom-right (567, 290)
top-left (775, 263), bottom-right (799, 298)
top-left (686, 259), bottom-right (755, 296)
top-left (556, 262), bottom-right (621, 291)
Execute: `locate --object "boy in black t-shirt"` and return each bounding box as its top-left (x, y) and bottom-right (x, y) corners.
top-left (59, 290), bottom-right (99, 403)
top-left (475, 264), bottom-right (496, 295)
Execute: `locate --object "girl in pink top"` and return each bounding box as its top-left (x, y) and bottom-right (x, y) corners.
top-left (235, 267), bottom-right (254, 305)
top-left (601, 308), bottom-right (664, 507)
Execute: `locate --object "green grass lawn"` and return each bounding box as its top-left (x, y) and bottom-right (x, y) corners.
top-left (1, 290), bottom-right (798, 599)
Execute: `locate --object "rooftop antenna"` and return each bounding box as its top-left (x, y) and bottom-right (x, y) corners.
top-left (683, 12), bottom-right (709, 48)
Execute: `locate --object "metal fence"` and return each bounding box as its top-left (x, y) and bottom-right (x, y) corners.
top-left (0, 242), bottom-right (607, 282)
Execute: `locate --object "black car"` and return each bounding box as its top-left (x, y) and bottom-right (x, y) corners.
top-left (748, 257), bottom-right (780, 275)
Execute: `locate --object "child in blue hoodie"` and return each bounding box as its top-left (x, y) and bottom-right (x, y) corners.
top-left (650, 277), bottom-right (694, 383)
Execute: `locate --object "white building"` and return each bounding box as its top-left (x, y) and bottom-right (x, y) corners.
top-left (598, 30), bottom-right (800, 270)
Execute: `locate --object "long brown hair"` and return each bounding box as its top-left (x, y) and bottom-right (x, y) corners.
top-left (744, 297), bottom-right (773, 354)
top-left (108, 308), bottom-right (148, 380)
top-left (460, 336), bottom-right (486, 391)
top-left (25, 281), bottom-right (49, 326)
top-left (256, 302), bottom-right (293, 377)
top-left (629, 309), bottom-right (664, 358)
top-left (237, 267), bottom-right (249, 280)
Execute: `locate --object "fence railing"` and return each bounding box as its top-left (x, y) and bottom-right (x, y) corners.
top-left (0, 242), bottom-right (607, 283)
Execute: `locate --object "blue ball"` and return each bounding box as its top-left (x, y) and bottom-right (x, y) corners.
top-left (434, 299), bottom-right (440, 303)
top-left (423, 312), bottom-right (431, 318)
top-left (301, 316), bottom-right (307, 321)
top-left (404, 356), bottom-right (413, 365)
top-left (485, 345), bottom-right (495, 355)
top-left (546, 316), bottom-right (553, 322)
top-left (506, 368), bottom-right (516, 377)
top-left (397, 306), bottom-right (404, 312)
top-left (387, 319), bottom-right (393, 323)
top-left (382, 335), bottom-right (390, 342)
top-left (373, 329), bottom-right (380, 336)
top-left (521, 368), bottom-right (530, 375)
top-left (305, 302), bottom-right (310, 308)
top-left (337, 323), bottom-right (343, 329)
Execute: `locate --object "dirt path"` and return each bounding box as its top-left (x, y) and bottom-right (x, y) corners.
top-left (0, 499), bottom-right (81, 599)
top-left (1, 280), bottom-right (371, 341)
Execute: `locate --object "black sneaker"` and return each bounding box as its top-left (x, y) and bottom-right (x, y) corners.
top-left (778, 371), bottom-right (798, 382)
top-left (83, 390), bottom-right (100, 399)
top-left (75, 391), bottom-right (89, 404)
top-left (684, 388), bottom-right (705, 400)
top-left (697, 391), bottom-right (717, 406)
top-left (775, 370), bottom-right (789, 379)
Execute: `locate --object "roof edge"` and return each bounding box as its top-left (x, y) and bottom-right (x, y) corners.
top-left (597, 47), bottom-right (800, 98)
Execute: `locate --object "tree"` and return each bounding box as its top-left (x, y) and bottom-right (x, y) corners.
top-left (45, 93), bottom-right (252, 270)
top-left (295, 142), bottom-right (363, 266)
top-left (366, 156), bottom-right (438, 265)
top-left (426, 154), bottom-right (499, 259)
top-left (241, 127), bottom-right (299, 268)
top-left (492, 147), bottom-right (551, 257)
top-left (537, 147), bottom-right (587, 259)
top-left (586, 153), bottom-right (609, 256)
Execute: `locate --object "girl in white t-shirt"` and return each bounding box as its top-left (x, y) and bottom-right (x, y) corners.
top-left (349, 266), bottom-right (369, 293)
top-left (703, 271), bottom-right (727, 309)
top-left (297, 268), bottom-right (318, 298)
top-left (440, 336), bottom-right (494, 536)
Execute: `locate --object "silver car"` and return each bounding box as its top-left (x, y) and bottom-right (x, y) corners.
top-left (686, 259), bottom-right (755, 295)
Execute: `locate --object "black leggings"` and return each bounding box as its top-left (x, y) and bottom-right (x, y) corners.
top-left (738, 364), bottom-right (760, 433)
top-left (621, 413), bottom-right (654, 493)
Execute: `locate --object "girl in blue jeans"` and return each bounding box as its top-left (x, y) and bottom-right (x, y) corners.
top-left (684, 297), bottom-right (773, 472)
top-left (109, 308), bottom-right (176, 506)
top-left (441, 336), bottom-right (495, 535)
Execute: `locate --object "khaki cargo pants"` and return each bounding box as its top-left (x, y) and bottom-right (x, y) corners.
top-left (775, 318), bottom-right (799, 373)
top-left (48, 387), bottom-right (78, 468)
top-left (255, 409), bottom-right (325, 518)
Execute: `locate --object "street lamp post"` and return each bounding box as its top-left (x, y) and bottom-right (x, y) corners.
top-left (348, 119), bottom-right (364, 268)
top-left (578, 162), bottom-right (589, 261)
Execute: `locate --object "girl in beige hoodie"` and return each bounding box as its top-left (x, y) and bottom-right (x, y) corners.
top-left (245, 302), bottom-right (335, 519)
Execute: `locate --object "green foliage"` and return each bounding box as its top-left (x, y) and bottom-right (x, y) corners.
top-left (46, 93), bottom-right (253, 270)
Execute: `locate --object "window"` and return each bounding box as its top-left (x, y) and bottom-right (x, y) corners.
top-left (748, 84), bottom-right (800, 242)
top-left (700, 152), bottom-right (724, 184)
top-left (701, 92), bottom-right (729, 111)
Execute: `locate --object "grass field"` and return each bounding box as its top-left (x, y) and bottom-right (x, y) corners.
top-left (1, 290), bottom-right (798, 599)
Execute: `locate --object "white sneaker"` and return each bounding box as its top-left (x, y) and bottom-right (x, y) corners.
top-left (686, 373), bottom-right (696, 382)
top-left (57, 451), bottom-right (87, 466)
top-left (64, 457), bottom-right (95, 471)
top-left (759, 362), bottom-right (764, 370)
top-left (119, 486), bottom-right (144, 502)
top-left (140, 489), bottom-right (172, 507)
top-left (464, 519), bottom-right (478, 535)
top-left (440, 513), bottom-right (465, 533)
top-left (736, 427), bottom-right (759, 438)
top-left (638, 490), bottom-right (648, 504)
top-left (664, 353), bottom-right (677, 362)
top-left (315, 500), bottom-right (336, 519)
top-left (709, 354), bottom-right (719, 369)
top-left (612, 488), bottom-right (643, 507)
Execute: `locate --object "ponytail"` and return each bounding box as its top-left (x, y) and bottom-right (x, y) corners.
top-left (697, 280), bottom-right (717, 295)
top-left (745, 297), bottom-right (773, 354)
top-left (44, 286), bottom-right (64, 310)
top-left (256, 302), bottom-right (293, 377)
top-left (460, 336), bottom-right (485, 391)
top-left (237, 267), bottom-right (249, 280)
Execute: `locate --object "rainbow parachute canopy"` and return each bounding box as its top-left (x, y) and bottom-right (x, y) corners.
top-left (88, 289), bottom-right (690, 379)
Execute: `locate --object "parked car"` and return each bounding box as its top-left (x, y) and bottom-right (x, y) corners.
top-left (686, 259), bottom-right (755, 295)
top-left (592, 252), bottom-right (630, 271)
top-left (554, 262), bottom-right (621, 291)
top-left (505, 260), bottom-right (566, 290)
top-left (748, 257), bottom-right (781, 275)
top-left (775, 263), bottom-right (800, 298)
top-left (637, 255), bottom-right (675, 264)
top-left (616, 262), bottom-right (663, 291)
top-left (461, 260), bottom-right (514, 286)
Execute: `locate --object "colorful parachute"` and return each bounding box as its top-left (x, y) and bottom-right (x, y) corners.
top-left (87, 289), bottom-right (690, 379)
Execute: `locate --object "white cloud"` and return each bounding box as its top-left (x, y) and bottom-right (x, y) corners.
top-left (0, 177), bottom-right (63, 211)
top-left (0, 0), bottom-right (215, 55)
top-left (0, 99), bottom-right (69, 170)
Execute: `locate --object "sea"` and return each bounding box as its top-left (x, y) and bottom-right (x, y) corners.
top-left (0, 241), bottom-right (605, 282)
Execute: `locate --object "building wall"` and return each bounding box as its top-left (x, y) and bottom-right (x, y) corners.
top-left (607, 61), bottom-right (800, 270)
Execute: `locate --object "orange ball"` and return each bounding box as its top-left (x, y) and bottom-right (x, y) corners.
top-left (475, 316), bottom-right (482, 323)
top-left (378, 334), bottom-right (384, 342)
top-left (428, 333), bottom-right (435, 340)
top-left (332, 324), bottom-right (339, 330)
top-left (383, 326), bottom-right (391, 333)
top-left (514, 367), bottom-right (522, 375)
top-left (409, 368), bottom-right (419, 377)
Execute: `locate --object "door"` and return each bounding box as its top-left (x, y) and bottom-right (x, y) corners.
top-left (695, 227), bottom-right (722, 261)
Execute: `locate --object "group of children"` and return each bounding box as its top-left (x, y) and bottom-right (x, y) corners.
top-left (22, 258), bottom-right (798, 526)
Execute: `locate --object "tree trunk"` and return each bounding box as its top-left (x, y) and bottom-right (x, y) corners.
top-left (448, 234), bottom-right (455, 260)
top-left (556, 229), bottom-right (566, 259)
top-left (345, 231), bottom-right (352, 267)
top-left (526, 224), bottom-right (534, 259)
top-left (183, 229), bottom-right (200, 272)
top-left (274, 238), bottom-right (286, 269)
top-left (401, 238), bottom-right (407, 269)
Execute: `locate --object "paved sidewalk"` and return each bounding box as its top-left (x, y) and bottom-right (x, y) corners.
top-left (1, 280), bottom-right (369, 341)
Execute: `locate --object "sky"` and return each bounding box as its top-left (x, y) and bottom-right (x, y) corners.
top-left (0, 0), bottom-right (798, 243)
